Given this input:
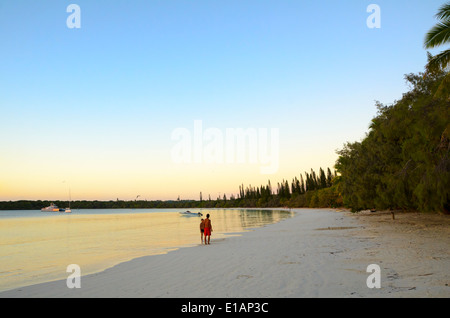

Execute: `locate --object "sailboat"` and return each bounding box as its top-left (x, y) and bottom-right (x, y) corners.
top-left (65, 188), bottom-right (72, 213)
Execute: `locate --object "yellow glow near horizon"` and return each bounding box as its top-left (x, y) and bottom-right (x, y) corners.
top-left (0, 119), bottom-right (343, 201)
top-left (1, 146), bottom-right (338, 201)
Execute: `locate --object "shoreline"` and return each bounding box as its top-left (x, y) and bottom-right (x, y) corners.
top-left (0, 208), bottom-right (292, 293)
top-left (1, 208), bottom-right (448, 298)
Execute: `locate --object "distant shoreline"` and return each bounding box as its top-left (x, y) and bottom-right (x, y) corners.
top-left (2, 200), bottom-right (446, 217)
top-left (0, 199), bottom-right (341, 211)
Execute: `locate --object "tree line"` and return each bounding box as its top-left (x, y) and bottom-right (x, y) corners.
top-left (0, 167), bottom-right (341, 210)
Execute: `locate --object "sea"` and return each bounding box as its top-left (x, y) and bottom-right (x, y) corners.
top-left (0, 208), bottom-right (294, 293)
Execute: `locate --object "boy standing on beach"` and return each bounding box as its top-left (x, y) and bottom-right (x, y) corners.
top-left (200, 218), bottom-right (205, 244)
top-left (204, 214), bottom-right (212, 245)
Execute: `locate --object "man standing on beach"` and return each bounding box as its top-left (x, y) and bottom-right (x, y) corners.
top-left (204, 214), bottom-right (212, 245)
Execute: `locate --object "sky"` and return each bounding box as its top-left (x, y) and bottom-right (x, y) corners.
top-left (0, 0), bottom-right (447, 201)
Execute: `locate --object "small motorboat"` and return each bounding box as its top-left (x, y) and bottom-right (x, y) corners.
top-left (179, 211), bottom-right (203, 217)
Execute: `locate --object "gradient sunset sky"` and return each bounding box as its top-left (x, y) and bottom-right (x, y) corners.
top-left (0, 0), bottom-right (446, 201)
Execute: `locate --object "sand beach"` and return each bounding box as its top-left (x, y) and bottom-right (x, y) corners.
top-left (1, 208), bottom-right (448, 298)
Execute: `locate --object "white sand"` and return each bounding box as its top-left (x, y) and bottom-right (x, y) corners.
top-left (1, 208), bottom-right (449, 298)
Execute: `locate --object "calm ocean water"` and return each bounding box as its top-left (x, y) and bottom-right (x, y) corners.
top-left (0, 208), bottom-right (294, 293)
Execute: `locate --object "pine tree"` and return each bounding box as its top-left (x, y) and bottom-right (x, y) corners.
top-left (326, 168), bottom-right (333, 187)
top-left (300, 174), bottom-right (306, 194)
top-left (319, 167), bottom-right (327, 189)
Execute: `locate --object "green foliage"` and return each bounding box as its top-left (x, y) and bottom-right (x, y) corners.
top-left (233, 168), bottom-right (341, 208)
top-left (336, 67), bottom-right (450, 213)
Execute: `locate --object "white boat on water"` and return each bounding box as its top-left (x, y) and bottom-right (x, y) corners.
top-left (179, 211), bottom-right (203, 217)
top-left (41, 203), bottom-right (59, 212)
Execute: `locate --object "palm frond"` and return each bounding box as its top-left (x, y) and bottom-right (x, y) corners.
top-left (435, 2), bottom-right (450, 20)
top-left (424, 20), bottom-right (450, 49)
top-left (426, 49), bottom-right (450, 72)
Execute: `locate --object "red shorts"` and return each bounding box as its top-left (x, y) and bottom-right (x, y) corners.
top-left (204, 228), bottom-right (211, 236)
